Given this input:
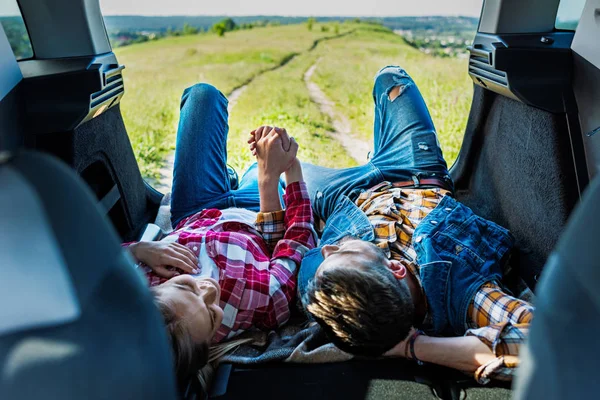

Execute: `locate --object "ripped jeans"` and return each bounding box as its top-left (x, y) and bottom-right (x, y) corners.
top-left (302, 65), bottom-right (453, 221)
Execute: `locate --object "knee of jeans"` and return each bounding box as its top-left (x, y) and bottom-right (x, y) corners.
top-left (184, 83), bottom-right (223, 103)
top-left (373, 66), bottom-right (413, 101)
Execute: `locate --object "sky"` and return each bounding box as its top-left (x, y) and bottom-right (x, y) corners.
top-left (96, 0), bottom-right (484, 17)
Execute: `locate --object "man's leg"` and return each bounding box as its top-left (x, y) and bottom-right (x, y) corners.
top-left (369, 66), bottom-right (452, 186)
top-left (301, 162), bottom-right (382, 222)
top-left (170, 83), bottom-right (231, 226)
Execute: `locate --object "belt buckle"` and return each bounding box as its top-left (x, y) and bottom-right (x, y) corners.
top-left (412, 176), bottom-right (420, 188)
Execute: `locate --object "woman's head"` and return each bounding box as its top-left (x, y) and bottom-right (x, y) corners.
top-left (151, 275), bottom-right (224, 386)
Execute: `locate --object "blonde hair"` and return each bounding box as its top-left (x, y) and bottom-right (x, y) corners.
top-left (197, 338), bottom-right (252, 391)
top-left (151, 288), bottom-right (251, 391)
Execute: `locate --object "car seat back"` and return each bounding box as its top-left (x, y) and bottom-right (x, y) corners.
top-left (0, 152), bottom-right (178, 399)
top-left (514, 174), bottom-right (600, 399)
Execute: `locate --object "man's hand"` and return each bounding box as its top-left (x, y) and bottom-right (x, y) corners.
top-left (249, 126), bottom-right (293, 156)
top-left (248, 126), bottom-right (298, 176)
top-left (248, 126), bottom-right (299, 212)
top-left (129, 241), bottom-right (199, 279)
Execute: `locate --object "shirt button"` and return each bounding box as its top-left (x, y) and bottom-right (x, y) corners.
top-left (193, 246), bottom-right (198, 252)
top-left (430, 220), bottom-right (438, 225)
top-left (415, 236), bottom-right (423, 243)
top-left (316, 191), bottom-right (323, 199)
top-left (455, 245), bottom-right (463, 254)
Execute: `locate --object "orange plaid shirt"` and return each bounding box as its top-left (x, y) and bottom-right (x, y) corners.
top-left (355, 182), bottom-right (534, 384)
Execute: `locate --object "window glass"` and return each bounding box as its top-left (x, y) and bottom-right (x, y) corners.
top-left (0, 0), bottom-right (33, 60)
top-left (555, 0), bottom-right (587, 30)
top-left (98, 0), bottom-right (482, 181)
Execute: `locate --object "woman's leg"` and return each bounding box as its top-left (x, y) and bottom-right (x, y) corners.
top-left (369, 66), bottom-right (452, 186)
top-left (170, 83), bottom-right (232, 226)
top-left (230, 163), bottom-right (285, 212)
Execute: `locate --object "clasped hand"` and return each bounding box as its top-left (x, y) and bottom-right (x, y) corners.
top-left (248, 126), bottom-right (298, 180)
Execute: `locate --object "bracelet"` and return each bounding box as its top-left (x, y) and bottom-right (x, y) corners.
top-left (409, 329), bottom-right (425, 366)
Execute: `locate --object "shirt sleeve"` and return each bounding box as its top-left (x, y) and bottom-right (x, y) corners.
top-left (465, 283), bottom-right (534, 384)
top-left (255, 210), bottom-right (286, 252)
top-left (255, 181), bottom-right (318, 330)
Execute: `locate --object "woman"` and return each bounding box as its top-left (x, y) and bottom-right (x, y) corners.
top-left (125, 83), bottom-right (317, 387)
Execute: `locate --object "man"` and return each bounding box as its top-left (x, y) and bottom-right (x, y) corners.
top-left (298, 66), bottom-right (533, 384)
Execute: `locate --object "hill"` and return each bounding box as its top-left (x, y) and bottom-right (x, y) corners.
top-left (103, 15), bottom-right (478, 34)
top-left (112, 23), bottom-right (472, 180)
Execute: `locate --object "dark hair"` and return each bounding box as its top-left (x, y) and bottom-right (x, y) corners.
top-left (152, 289), bottom-right (209, 389)
top-left (303, 264), bottom-right (414, 357)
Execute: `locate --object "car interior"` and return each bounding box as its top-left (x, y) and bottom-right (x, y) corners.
top-left (1, 0), bottom-right (599, 399)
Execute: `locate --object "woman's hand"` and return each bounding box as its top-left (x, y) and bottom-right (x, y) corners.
top-left (248, 125), bottom-right (293, 156)
top-left (250, 126), bottom-right (298, 180)
top-left (129, 241), bottom-right (199, 279)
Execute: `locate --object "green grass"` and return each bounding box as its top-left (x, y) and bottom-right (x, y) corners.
top-left (116, 23), bottom-right (472, 179)
top-left (311, 26), bottom-right (473, 164)
top-left (115, 24), bottom-right (347, 178)
top-left (226, 50), bottom-right (357, 173)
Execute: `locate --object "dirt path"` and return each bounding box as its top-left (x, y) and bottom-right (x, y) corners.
top-left (303, 61), bottom-right (372, 164)
top-left (151, 31), bottom-right (359, 193)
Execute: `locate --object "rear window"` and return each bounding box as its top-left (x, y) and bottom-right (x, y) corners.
top-left (0, 0), bottom-right (33, 60)
top-left (555, 0), bottom-right (587, 30)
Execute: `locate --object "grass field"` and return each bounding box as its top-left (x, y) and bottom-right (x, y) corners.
top-left (310, 28), bottom-right (472, 162)
top-left (115, 22), bottom-right (472, 181)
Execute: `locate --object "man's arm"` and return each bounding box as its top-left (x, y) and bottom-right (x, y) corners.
top-left (387, 283), bottom-right (533, 383)
top-left (464, 283), bottom-right (533, 383)
top-left (385, 329), bottom-right (496, 372)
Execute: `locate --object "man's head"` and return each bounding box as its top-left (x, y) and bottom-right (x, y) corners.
top-left (151, 275), bottom-right (224, 387)
top-left (303, 238), bottom-right (415, 356)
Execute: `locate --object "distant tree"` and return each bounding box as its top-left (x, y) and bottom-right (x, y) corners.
top-left (353, 18), bottom-right (361, 24)
top-left (213, 22), bottom-right (226, 37)
top-left (307, 17), bottom-right (316, 31)
top-left (334, 22), bottom-right (340, 34)
top-left (221, 18), bottom-right (237, 31)
top-left (182, 23), bottom-right (199, 35)
top-left (320, 25), bottom-right (329, 32)
top-left (212, 18), bottom-right (237, 37)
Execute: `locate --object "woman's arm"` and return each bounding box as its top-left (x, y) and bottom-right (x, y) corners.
top-left (256, 178), bottom-right (317, 329)
top-left (247, 126), bottom-right (317, 329)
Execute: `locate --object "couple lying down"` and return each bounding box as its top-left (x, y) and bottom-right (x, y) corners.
top-left (124, 66), bottom-right (533, 389)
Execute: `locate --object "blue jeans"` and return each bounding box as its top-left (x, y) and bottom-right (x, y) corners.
top-left (171, 66), bottom-right (451, 225)
top-left (170, 84), bottom-right (284, 227)
top-left (302, 65), bottom-right (452, 221)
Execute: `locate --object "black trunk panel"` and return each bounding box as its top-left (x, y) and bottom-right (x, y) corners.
top-left (451, 85), bottom-right (579, 289)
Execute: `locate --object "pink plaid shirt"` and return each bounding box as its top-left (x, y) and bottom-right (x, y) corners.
top-left (139, 181), bottom-right (317, 342)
